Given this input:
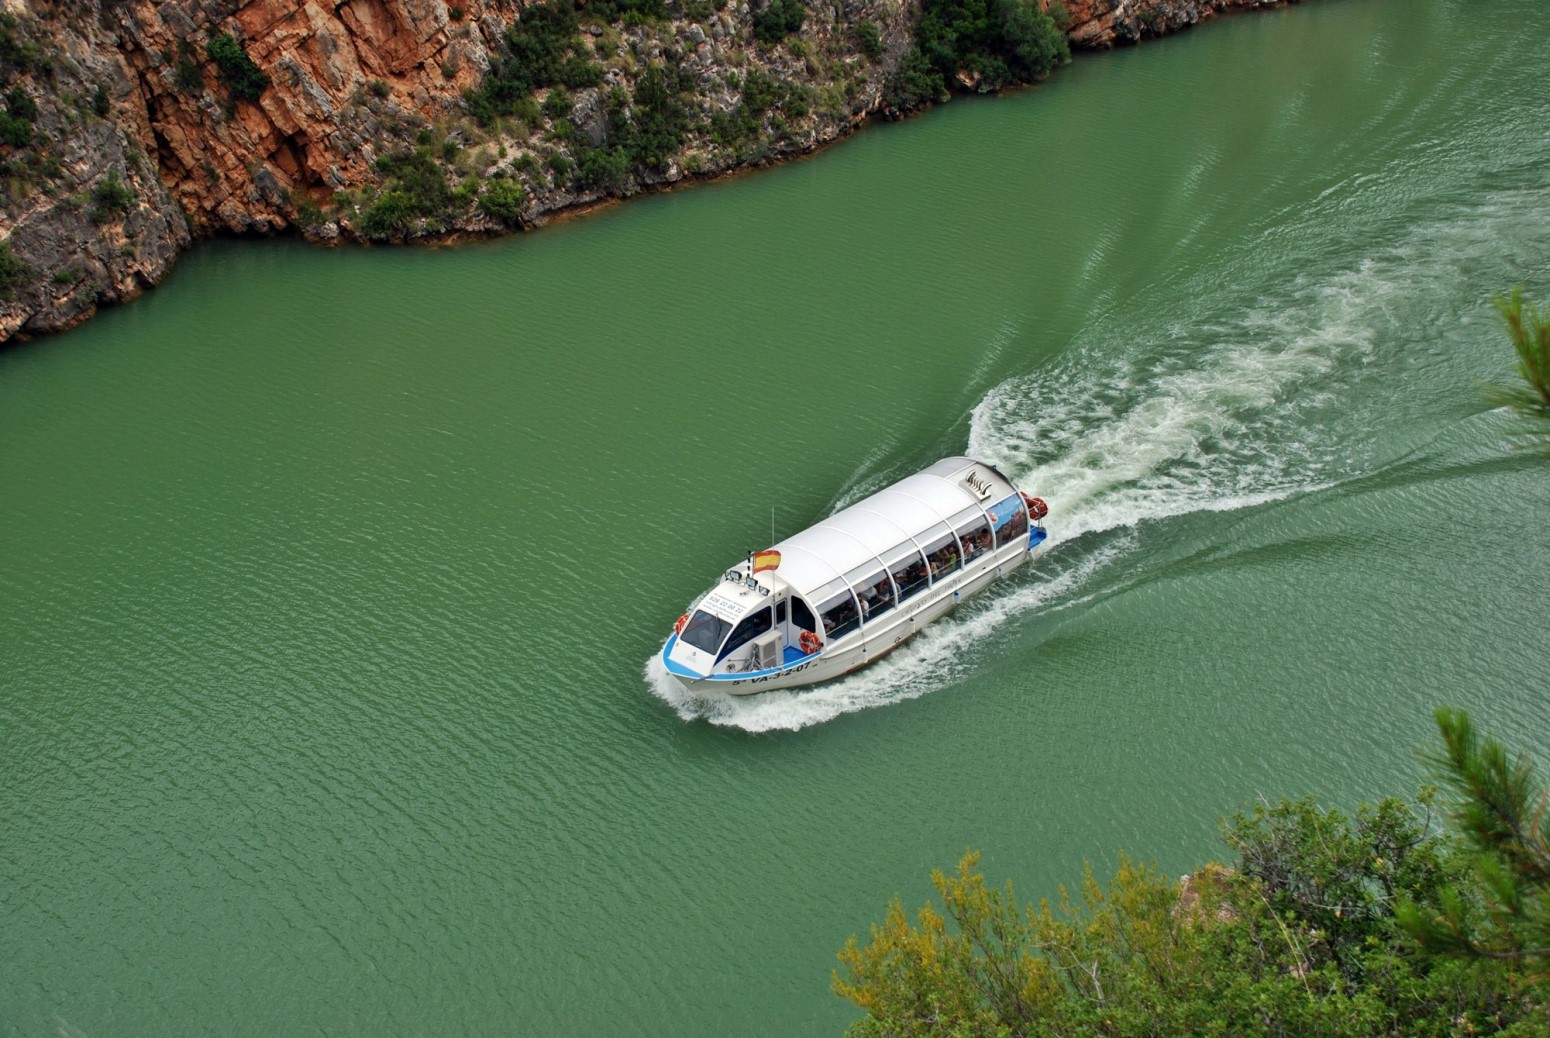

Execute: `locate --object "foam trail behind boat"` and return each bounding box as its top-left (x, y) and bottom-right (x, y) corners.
top-left (648, 172), bottom-right (1550, 731)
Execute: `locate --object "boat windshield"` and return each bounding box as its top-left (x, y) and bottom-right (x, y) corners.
top-left (680, 610), bottom-right (732, 654)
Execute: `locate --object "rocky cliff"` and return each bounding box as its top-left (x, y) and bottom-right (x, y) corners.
top-left (0, 0), bottom-right (1302, 342)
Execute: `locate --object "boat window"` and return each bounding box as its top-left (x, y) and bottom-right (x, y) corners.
top-left (920, 530), bottom-right (961, 581)
top-left (816, 590), bottom-right (861, 642)
top-left (846, 564), bottom-right (895, 624)
top-left (949, 505), bottom-right (993, 565)
top-left (775, 599), bottom-right (787, 626)
top-left (717, 607), bottom-right (773, 662)
top-left (680, 610), bottom-right (732, 654)
top-left (886, 549), bottom-right (930, 603)
top-left (987, 493), bottom-right (1029, 548)
top-left (791, 596), bottom-right (817, 633)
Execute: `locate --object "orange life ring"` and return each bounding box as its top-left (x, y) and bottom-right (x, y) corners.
top-left (799, 630), bottom-right (822, 655)
top-left (674, 613), bottom-right (689, 635)
top-left (1022, 493), bottom-right (1049, 521)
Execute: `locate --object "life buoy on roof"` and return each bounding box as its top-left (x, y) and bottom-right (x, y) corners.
top-left (799, 630), bottom-right (822, 655)
top-left (1021, 493), bottom-right (1049, 521)
top-left (674, 613), bottom-right (689, 634)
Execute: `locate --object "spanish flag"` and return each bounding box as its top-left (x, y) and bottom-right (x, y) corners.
top-left (752, 549), bottom-right (782, 573)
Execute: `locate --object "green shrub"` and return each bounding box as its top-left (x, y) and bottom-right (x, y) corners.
top-left (0, 14), bottom-right (41, 84)
top-left (854, 20), bottom-right (884, 62)
top-left (91, 84), bottom-right (110, 117)
top-left (88, 170), bottom-right (135, 222)
top-left (206, 32), bottom-right (268, 103)
top-left (477, 177), bottom-right (524, 224)
top-left (359, 148), bottom-right (456, 238)
top-left (464, 1), bottom-right (602, 126)
top-left (368, 78), bottom-right (390, 99)
top-left (6, 85), bottom-right (35, 122)
top-left (886, 0), bottom-right (1067, 113)
top-left (752, 0), bottom-right (804, 44)
top-left (575, 143), bottom-right (629, 192)
top-left (358, 190), bottom-right (421, 238)
top-left (884, 47), bottom-right (944, 112)
top-left (0, 112), bottom-right (29, 147)
top-left (541, 86), bottom-right (573, 121)
top-left (0, 238), bottom-right (28, 297)
top-left (172, 40), bottom-right (202, 92)
top-left (625, 63), bottom-right (690, 172)
top-left (586, 0), bottom-right (667, 22)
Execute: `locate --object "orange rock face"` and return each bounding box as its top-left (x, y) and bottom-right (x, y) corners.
top-left (114, 0), bottom-right (516, 234)
top-left (0, 0), bottom-right (1304, 341)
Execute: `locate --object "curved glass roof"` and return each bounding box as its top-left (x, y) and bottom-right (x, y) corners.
top-left (766, 457), bottom-right (1016, 597)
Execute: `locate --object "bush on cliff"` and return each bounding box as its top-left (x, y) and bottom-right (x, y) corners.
top-left (360, 149), bottom-right (457, 239)
top-left (88, 171), bottom-right (136, 223)
top-left (0, 238), bottom-right (28, 298)
top-left (835, 710), bottom-right (1545, 1036)
top-left (206, 33), bottom-right (268, 104)
top-left (477, 177), bottom-right (525, 225)
top-left (465, 1), bottom-right (603, 127)
top-left (752, 0), bottom-right (805, 45)
top-left (0, 14), bottom-right (43, 85)
top-left (886, 0), bottom-right (1068, 114)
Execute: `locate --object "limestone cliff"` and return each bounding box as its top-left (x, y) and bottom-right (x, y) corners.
top-left (0, 0), bottom-right (1303, 342)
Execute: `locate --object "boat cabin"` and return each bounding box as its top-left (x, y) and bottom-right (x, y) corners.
top-left (664, 458), bottom-right (1035, 681)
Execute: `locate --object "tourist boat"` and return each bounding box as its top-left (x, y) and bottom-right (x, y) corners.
top-left (659, 457), bottom-right (1049, 694)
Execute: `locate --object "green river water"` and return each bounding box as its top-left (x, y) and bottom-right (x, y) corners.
top-left (4, 0), bottom-right (1550, 1032)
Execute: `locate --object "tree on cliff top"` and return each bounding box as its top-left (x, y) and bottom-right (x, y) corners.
top-left (885, 0), bottom-right (1068, 115)
top-left (1397, 707), bottom-right (1550, 979)
top-left (835, 711), bottom-right (1545, 1036)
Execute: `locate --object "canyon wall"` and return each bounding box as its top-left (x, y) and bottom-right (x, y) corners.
top-left (0, 0), bottom-right (1301, 341)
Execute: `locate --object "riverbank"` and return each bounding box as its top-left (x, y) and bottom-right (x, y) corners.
top-left (0, 0), bottom-right (1304, 343)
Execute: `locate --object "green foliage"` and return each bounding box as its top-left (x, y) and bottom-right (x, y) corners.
top-left (0, 114), bottom-right (29, 148)
top-left (7, 85), bottom-right (35, 122)
top-left (837, 729), bottom-right (1545, 1037)
top-left (0, 237), bottom-right (28, 298)
top-left (626, 63), bottom-right (691, 171)
top-left (883, 48), bottom-right (946, 112)
top-left (586, 0), bottom-right (667, 22)
top-left (477, 177), bottom-right (525, 225)
top-left (0, 14), bottom-right (42, 84)
top-left (359, 148), bottom-right (456, 238)
top-left (752, 0), bottom-right (804, 44)
top-left (709, 69), bottom-right (806, 151)
top-left (88, 170), bottom-right (135, 222)
top-left (1397, 707), bottom-right (1550, 978)
top-left (0, 84), bottom-right (35, 148)
top-left (565, 61), bottom-right (693, 192)
top-left (464, 1), bottom-right (602, 126)
top-left (541, 86), bottom-right (573, 122)
top-left (91, 83), bottom-right (110, 117)
top-left (1477, 289), bottom-right (1550, 454)
top-left (575, 143), bottom-right (630, 192)
top-left (854, 20), bottom-right (884, 62)
top-left (886, 0), bottom-right (1068, 113)
top-left (172, 40), bottom-right (203, 92)
top-left (206, 32), bottom-right (269, 103)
